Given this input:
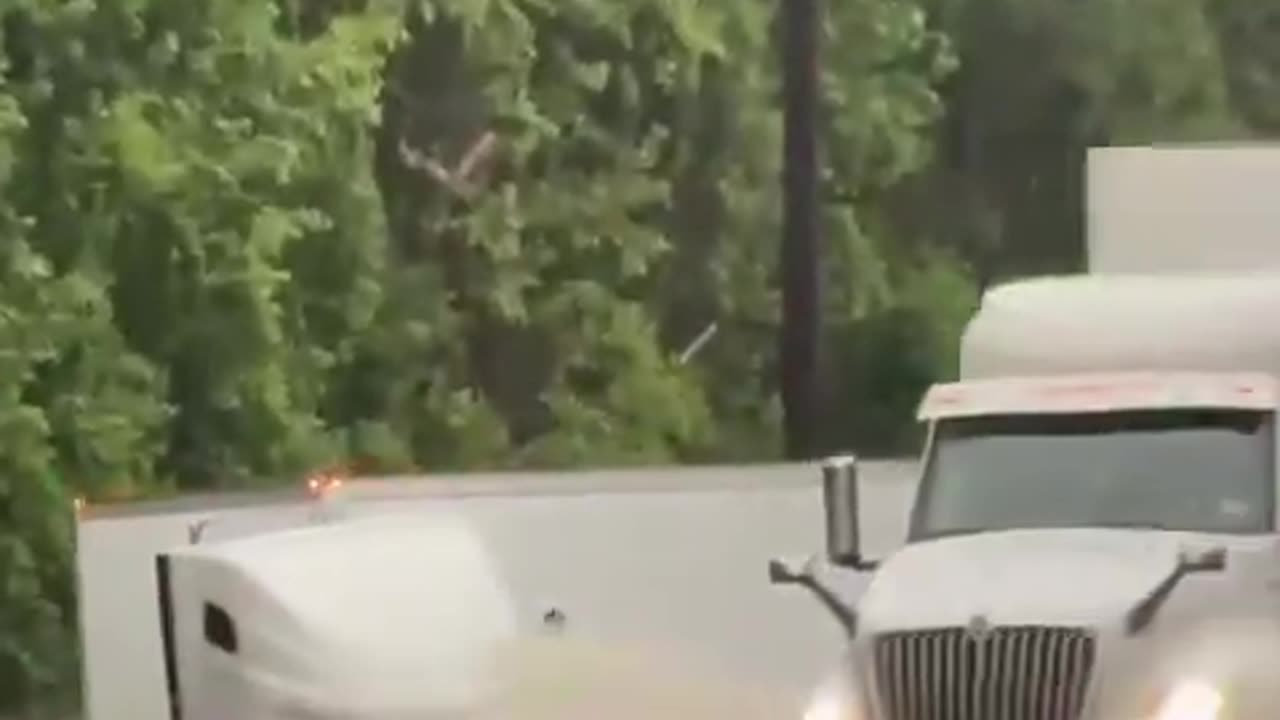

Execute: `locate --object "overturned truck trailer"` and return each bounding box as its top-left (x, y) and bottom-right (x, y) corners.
top-left (160, 514), bottom-right (813, 720)
top-left (78, 462), bottom-right (919, 720)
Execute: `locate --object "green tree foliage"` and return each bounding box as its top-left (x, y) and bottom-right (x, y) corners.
top-left (896, 0), bottom-right (1270, 284)
top-left (0, 0), bottom-right (402, 706)
top-left (372, 0), bottom-right (959, 464)
top-left (0, 0), bottom-right (956, 706)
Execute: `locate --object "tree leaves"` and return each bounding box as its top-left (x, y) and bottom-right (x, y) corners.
top-left (0, 0), bottom-right (404, 705)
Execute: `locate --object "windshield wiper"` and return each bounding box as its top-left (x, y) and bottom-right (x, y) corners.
top-left (924, 522), bottom-right (1174, 540)
top-left (917, 527), bottom-right (1023, 541)
top-left (1091, 520), bottom-right (1177, 531)
top-left (1125, 546), bottom-right (1227, 635)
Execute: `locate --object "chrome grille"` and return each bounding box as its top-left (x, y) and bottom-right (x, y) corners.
top-left (872, 625), bottom-right (1095, 720)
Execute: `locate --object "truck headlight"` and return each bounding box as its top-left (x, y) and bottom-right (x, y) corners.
top-left (1151, 679), bottom-right (1224, 720)
top-left (803, 693), bottom-right (853, 720)
top-left (802, 678), bottom-right (861, 720)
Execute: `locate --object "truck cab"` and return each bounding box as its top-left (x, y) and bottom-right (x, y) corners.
top-left (781, 272), bottom-right (1280, 720)
top-left (775, 145), bottom-right (1280, 720)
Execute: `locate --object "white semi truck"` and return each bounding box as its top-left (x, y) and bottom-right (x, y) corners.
top-left (773, 145), bottom-right (1280, 720)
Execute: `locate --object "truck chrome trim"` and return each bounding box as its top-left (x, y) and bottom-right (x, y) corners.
top-left (872, 625), bottom-right (1095, 720)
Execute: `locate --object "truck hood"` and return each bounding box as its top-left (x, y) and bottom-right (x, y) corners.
top-left (858, 528), bottom-right (1217, 632)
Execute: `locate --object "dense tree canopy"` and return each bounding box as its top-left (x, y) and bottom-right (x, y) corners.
top-left (0, 0), bottom-right (1278, 710)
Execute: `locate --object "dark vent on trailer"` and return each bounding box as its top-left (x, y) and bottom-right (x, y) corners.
top-left (203, 602), bottom-right (238, 654)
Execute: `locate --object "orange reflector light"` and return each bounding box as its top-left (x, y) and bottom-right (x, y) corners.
top-left (305, 471), bottom-right (347, 499)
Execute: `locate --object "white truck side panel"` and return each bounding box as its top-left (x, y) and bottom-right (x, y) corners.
top-left (74, 504), bottom-right (315, 720)
top-left (1087, 145), bottom-right (1280, 274)
top-left (77, 463), bottom-right (919, 720)
top-left (167, 516), bottom-right (520, 719)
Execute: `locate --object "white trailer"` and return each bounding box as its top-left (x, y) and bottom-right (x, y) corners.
top-left (77, 462), bottom-right (919, 720)
top-left (1086, 144), bottom-right (1280, 274)
top-left (780, 145), bottom-right (1280, 720)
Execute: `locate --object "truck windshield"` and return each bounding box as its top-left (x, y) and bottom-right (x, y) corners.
top-left (912, 409), bottom-right (1275, 539)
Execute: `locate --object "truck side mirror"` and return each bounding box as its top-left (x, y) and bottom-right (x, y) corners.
top-left (1184, 546), bottom-right (1227, 572)
top-left (822, 454), bottom-right (876, 571)
top-left (766, 558), bottom-right (857, 638)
